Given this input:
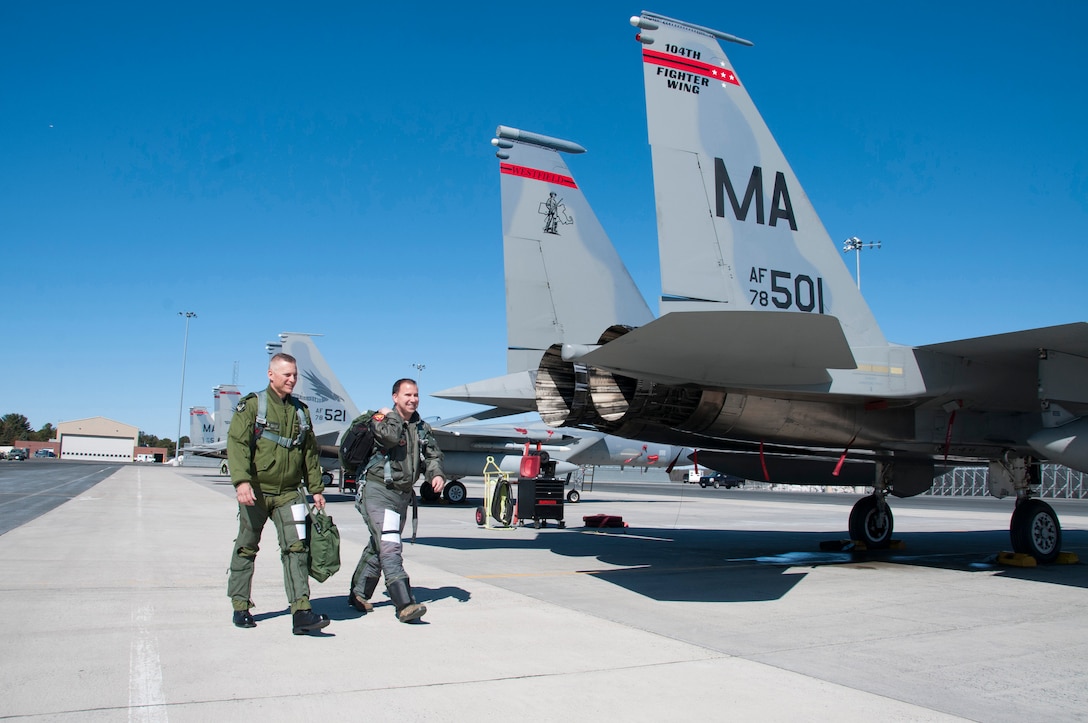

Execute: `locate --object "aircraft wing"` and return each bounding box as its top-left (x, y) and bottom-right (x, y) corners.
top-left (921, 323), bottom-right (1088, 368)
top-left (914, 323), bottom-right (1088, 414)
top-left (184, 441), bottom-right (227, 459)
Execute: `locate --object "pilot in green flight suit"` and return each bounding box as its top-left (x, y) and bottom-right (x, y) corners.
top-left (226, 353), bottom-right (330, 635)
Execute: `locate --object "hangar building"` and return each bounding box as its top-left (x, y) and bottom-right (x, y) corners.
top-left (57, 417), bottom-right (140, 461)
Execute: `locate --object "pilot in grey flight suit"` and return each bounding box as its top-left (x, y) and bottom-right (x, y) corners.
top-left (348, 378), bottom-right (445, 623)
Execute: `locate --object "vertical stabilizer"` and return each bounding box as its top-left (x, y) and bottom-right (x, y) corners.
top-left (495, 125), bottom-right (654, 374)
top-left (212, 385), bottom-right (240, 442)
top-left (189, 407), bottom-right (215, 445)
top-left (632, 12), bottom-right (886, 349)
top-left (268, 332), bottom-right (360, 443)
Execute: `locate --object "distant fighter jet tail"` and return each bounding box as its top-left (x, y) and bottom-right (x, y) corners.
top-left (266, 332), bottom-right (360, 447)
top-left (212, 385), bottom-right (240, 443)
top-left (189, 407), bottom-right (215, 446)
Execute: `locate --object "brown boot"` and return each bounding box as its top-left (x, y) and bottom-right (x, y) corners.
top-left (397, 603), bottom-right (427, 623)
top-left (348, 576), bottom-right (380, 613)
top-left (388, 578), bottom-right (427, 623)
top-left (348, 592), bottom-right (373, 613)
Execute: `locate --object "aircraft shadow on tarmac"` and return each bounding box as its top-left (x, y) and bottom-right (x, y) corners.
top-left (418, 525), bottom-right (1088, 604)
top-left (199, 480), bottom-right (1088, 601)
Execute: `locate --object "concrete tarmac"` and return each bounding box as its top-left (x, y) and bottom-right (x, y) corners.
top-left (2, 464), bottom-right (1087, 721)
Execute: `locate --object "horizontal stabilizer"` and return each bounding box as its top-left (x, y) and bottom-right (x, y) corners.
top-left (433, 370), bottom-right (538, 411)
top-left (429, 407), bottom-right (534, 425)
top-left (579, 310), bottom-right (855, 387)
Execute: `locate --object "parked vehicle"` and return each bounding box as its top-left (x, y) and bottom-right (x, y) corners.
top-left (699, 472), bottom-right (744, 489)
top-left (33, 449), bottom-right (56, 458)
top-left (8, 448), bottom-right (29, 461)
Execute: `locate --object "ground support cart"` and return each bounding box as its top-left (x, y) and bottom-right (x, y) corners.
top-left (517, 474), bottom-right (566, 528)
top-left (476, 456), bottom-right (516, 529)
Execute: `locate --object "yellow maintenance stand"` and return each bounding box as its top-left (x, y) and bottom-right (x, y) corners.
top-left (475, 456), bottom-right (516, 529)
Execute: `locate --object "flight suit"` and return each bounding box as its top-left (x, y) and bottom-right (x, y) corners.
top-left (350, 408), bottom-right (444, 611)
top-left (226, 387), bottom-right (324, 614)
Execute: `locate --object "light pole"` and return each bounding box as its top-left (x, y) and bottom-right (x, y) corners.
top-left (176, 311), bottom-right (197, 462)
top-left (411, 363), bottom-right (426, 385)
top-left (842, 237), bottom-right (881, 290)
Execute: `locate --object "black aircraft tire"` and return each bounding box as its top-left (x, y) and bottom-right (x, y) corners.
top-left (419, 480), bottom-right (439, 503)
top-left (1010, 498), bottom-right (1061, 563)
top-left (566, 489), bottom-right (581, 503)
top-left (848, 495), bottom-right (894, 549)
top-left (475, 506), bottom-right (485, 526)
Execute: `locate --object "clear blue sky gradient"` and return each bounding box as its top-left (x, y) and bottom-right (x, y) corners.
top-left (3, 1), bottom-right (1085, 439)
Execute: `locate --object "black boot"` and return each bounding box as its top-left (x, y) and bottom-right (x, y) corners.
top-left (387, 578), bottom-right (426, 623)
top-left (232, 610), bottom-right (256, 628)
top-left (292, 608), bottom-right (330, 635)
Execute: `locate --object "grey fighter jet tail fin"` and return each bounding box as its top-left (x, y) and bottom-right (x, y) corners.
top-left (494, 125), bottom-right (654, 374)
top-left (189, 407), bottom-right (215, 446)
top-left (632, 12), bottom-right (887, 350)
top-left (266, 332), bottom-right (360, 445)
top-left (435, 126), bottom-right (655, 409)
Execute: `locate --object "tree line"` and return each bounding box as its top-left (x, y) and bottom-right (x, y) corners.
top-left (1, 414), bottom-right (56, 445)
top-left (1, 413), bottom-right (186, 454)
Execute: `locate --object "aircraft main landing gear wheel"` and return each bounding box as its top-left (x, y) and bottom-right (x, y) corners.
top-left (566, 489), bottom-right (580, 503)
top-left (475, 506), bottom-right (485, 526)
top-left (849, 494), bottom-right (894, 549)
top-left (1010, 498), bottom-right (1061, 563)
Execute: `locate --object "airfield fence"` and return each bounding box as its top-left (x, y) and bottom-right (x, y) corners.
top-left (927, 464), bottom-right (1088, 499)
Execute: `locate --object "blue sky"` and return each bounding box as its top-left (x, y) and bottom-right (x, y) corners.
top-left (2, 1), bottom-right (1085, 440)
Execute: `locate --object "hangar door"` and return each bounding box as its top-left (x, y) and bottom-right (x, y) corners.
top-left (62, 435), bottom-right (134, 461)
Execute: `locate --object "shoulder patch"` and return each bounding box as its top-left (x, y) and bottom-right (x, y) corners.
top-left (372, 413), bottom-right (385, 422)
top-left (235, 400), bottom-right (247, 412)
